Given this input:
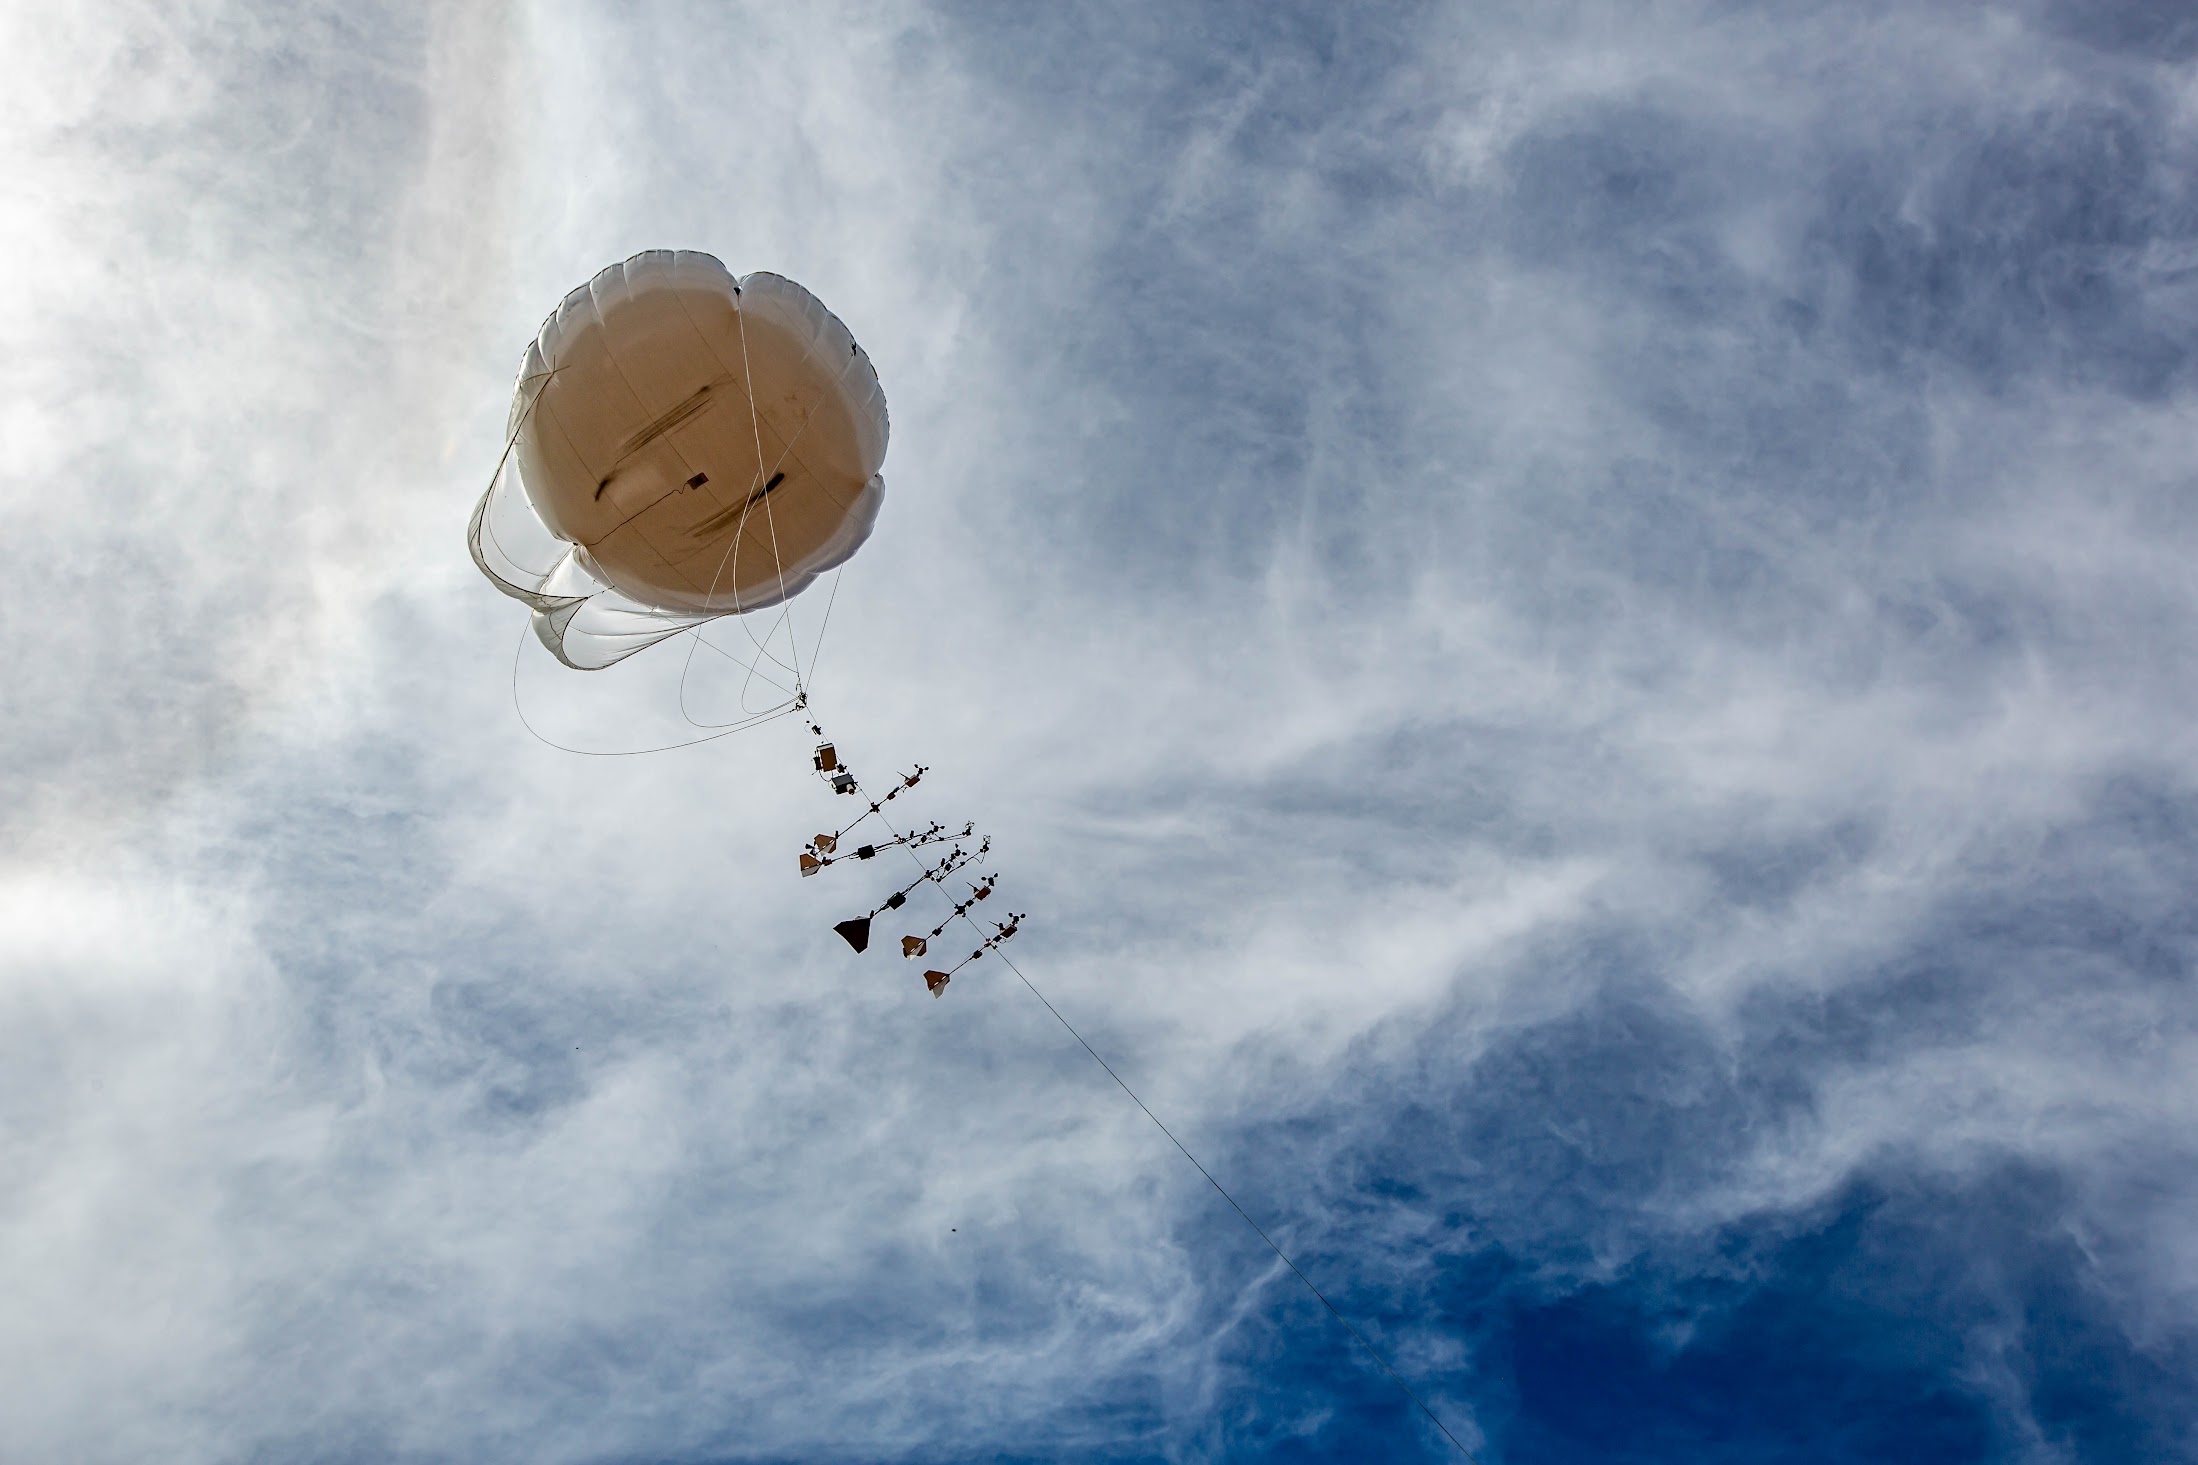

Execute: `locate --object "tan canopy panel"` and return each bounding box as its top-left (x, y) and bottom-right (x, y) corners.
top-left (471, 251), bottom-right (888, 669)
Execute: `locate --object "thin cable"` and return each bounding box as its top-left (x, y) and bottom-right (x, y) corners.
top-left (862, 802), bottom-right (1480, 1461)
top-left (680, 602), bottom-right (800, 728)
top-left (471, 368), bottom-right (568, 589)
top-left (731, 621), bottom-right (801, 714)
top-left (686, 619), bottom-right (797, 691)
top-left (665, 299), bottom-right (803, 705)
top-left (674, 291), bottom-right (868, 725)
top-left (718, 292), bottom-right (869, 684)
top-left (731, 286), bottom-right (801, 694)
top-left (803, 567), bottom-right (846, 693)
top-left (677, 525), bottom-right (799, 727)
top-left (681, 454), bottom-right (802, 699)
top-left (688, 622), bottom-right (800, 707)
top-left (984, 943), bottom-right (1482, 1464)
top-left (673, 439), bottom-right (802, 726)
top-left (508, 618), bottom-right (800, 756)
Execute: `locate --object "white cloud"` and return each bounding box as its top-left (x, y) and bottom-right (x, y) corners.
top-left (5, 0), bottom-right (2195, 1458)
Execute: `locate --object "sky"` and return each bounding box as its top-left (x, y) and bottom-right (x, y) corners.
top-left (3, 1), bottom-right (2196, 1460)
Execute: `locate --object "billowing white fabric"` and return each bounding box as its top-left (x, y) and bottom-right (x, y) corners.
top-left (470, 251), bottom-right (888, 669)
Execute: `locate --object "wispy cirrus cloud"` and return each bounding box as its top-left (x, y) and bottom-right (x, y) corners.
top-left (1, 2), bottom-right (2193, 1461)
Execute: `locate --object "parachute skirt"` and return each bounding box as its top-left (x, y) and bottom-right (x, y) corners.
top-left (468, 251), bottom-right (889, 671)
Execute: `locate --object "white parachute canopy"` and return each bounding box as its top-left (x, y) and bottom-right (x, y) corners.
top-left (471, 250), bottom-right (888, 672)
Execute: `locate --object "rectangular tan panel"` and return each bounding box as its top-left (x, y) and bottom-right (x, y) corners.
top-left (668, 391), bottom-right (765, 505)
top-left (631, 407), bottom-right (780, 574)
top-left (591, 520), bottom-right (691, 597)
top-left (517, 406), bottom-right (605, 543)
top-left (764, 343), bottom-right (870, 490)
top-left (648, 472), bottom-right (839, 604)
top-left (600, 287), bottom-right (731, 417)
top-left (541, 322), bottom-right (651, 470)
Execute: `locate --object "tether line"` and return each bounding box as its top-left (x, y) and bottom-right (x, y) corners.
top-left (985, 946), bottom-right (1482, 1463)
top-left (869, 808), bottom-right (1480, 1461)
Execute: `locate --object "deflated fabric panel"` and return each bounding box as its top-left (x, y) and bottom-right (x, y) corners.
top-left (529, 586), bottom-right (706, 671)
top-left (468, 452), bottom-right (580, 615)
top-left (469, 445), bottom-right (707, 669)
